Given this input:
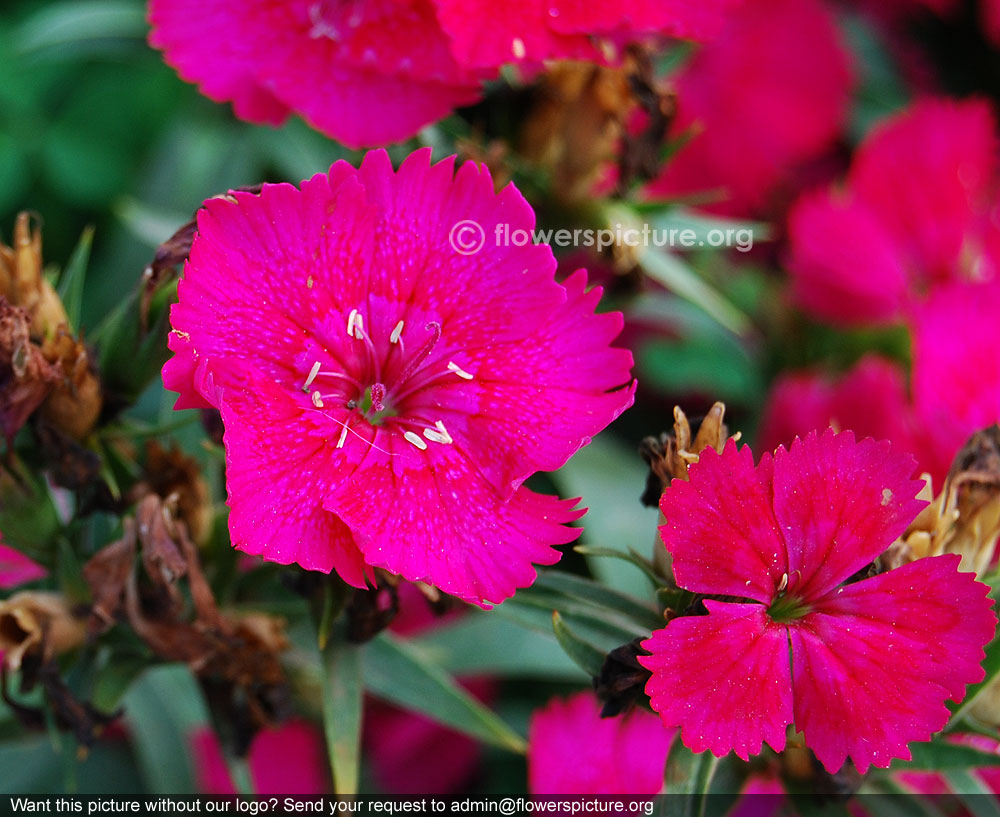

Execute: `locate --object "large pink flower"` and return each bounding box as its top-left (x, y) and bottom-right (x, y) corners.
top-left (528, 690), bottom-right (673, 794)
top-left (148, 0), bottom-right (733, 148)
top-left (162, 148), bottom-right (634, 606)
top-left (639, 431), bottom-right (996, 774)
top-left (787, 98), bottom-right (1000, 325)
top-left (647, 0), bottom-right (853, 216)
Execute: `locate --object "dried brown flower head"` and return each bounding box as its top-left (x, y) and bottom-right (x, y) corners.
top-left (0, 299), bottom-right (59, 448)
top-left (0, 591), bottom-right (86, 672)
top-left (0, 213), bottom-right (69, 339)
top-left (639, 402), bottom-right (737, 505)
top-left (884, 425), bottom-right (1000, 577)
top-left (39, 327), bottom-right (102, 441)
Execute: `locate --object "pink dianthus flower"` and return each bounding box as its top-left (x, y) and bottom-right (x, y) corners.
top-left (148, 0), bottom-right (734, 148)
top-left (639, 430), bottom-right (996, 774)
top-left (647, 0), bottom-right (853, 216)
top-left (162, 148), bottom-right (634, 607)
top-left (528, 690), bottom-right (673, 795)
top-left (787, 98), bottom-right (1000, 325)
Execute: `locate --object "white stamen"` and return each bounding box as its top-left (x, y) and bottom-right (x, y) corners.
top-left (347, 308), bottom-right (359, 337)
top-left (302, 360), bottom-right (322, 391)
top-left (512, 37), bottom-right (526, 59)
top-left (390, 320), bottom-right (405, 344)
top-left (447, 361), bottom-right (473, 380)
top-left (336, 423), bottom-right (349, 449)
top-left (307, 275), bottom-right (314, 289)
top-left (777, 573), bottom-right (789, 593)
top-left (311, 391), bottom-right (325, 408)
top-left (354, 313), bottom-right (365, 338)
top-left (403, 430), bottom-right (428, 450)
top-left (423, 420), bottom-right (453, 445)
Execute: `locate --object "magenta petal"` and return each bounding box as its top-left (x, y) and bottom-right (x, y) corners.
top-left (323, 442), bottom-right (581, 607)
top-left (640, 602), bottom-right (792, 761)
top-left (148, 0), bottom-right (290, 126)
top-left (659, 440), bottom-right (786, 604)
top-left (787, 190), bottom-right (908, 325)
top-left (772, 430), bottom-right (927, 602)
top-left (0, 544), bottom-right (46, 589)
top-left (790, 554), bottom-right (996, 774)
top-left (212, 363), bottom-right (370, 586)
top-left (528, 691), bottom-right (673, 795)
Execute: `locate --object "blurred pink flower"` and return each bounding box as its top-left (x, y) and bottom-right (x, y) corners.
top-left (757, 355), bottom-right (927, 478)
top-left (648, 0), bottom-right (853, 216)
top-left (192, 720), bottom-right (328, 795)
top-left (788, 98), bottom-right (1000, 325)
top-left (148, 0), bottom-right (734, 148)
top-left (162, 149), bottom-right (634, 606)
top-left (640, 431), bottom-right (995, 773)
top-left (0, 540), bottom-right (46, 589)
top-left (528, 690), bottom-right (673, 794)
top-left (911, 282), bottom-right (1000, 479)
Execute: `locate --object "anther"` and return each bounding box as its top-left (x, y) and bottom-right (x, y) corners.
top-left (390, 320), bottom-right (404, 344)
top-left (311, 391), bottom-right (325, 408)
top-left (447, 361), bottom-right (474, 380)
top-left (423, 420), bottom-right (453, 445)
top-left (347, 308), bottom-right (359, 337)
top-left (512, 37), bottom-right (526, 59)
top-left (336, 423), bottom-right (349, 449)
top-left (403, 431), bottom-right (428, 450)
top-left (302, 361), bottom-right (322, 391)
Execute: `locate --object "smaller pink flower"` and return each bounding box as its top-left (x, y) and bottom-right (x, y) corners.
top-left (191, 720), bottom-right (328, 795)
top-left (0, 540), bottom-right (46, 590)
top-left (528, 690), bottom-right (673, 794)
top-left (640, 430), bottom-right (996, 774)
top-left (787, 98), bottom-right (1000, 324)
top-left (648, 0), bottom-right (853, 216)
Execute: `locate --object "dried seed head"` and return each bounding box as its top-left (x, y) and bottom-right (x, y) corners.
top-left (0, 591), bottom-right (86, 672)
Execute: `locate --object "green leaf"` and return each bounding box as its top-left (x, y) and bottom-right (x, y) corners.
top-left (534, 571), bottom-right (664, 631)
top-left (573, 545), bottom-right (664, 586)
top-left (949, 634), bottom-right (1000, 727)
top-left (318, 630), bottom-right (364, 796)
top-left (14, 1), bottom-right (147, 56)
top-left (892, 739), bottom-right (1000, 771)
top-left (551, 611), bottom-right (606, 677)
top-left (55, 535), bottom-right (89, 604)
top-left (504, 589), bottom-right (651, 644)
top-left (658, 737), bottom-right (722, 817)
top-left (57, 225), bottom-right (94, 333)
top-left (122, 665), bottom-right (209, 794)
top-left (365, 632), bottom-right (526, 754)
top-left (639, 248), bottom-right (751, 336)
top-left (411, 612), bottom-right (583, 679)
top-left (552, 434), bottom-right (660, 599)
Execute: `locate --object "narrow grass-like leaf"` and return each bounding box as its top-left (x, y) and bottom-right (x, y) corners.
top-left (57, 225), bottom-right (93, 332)
top-left (534, 570), bottom-right (664, 631)
top-left (551, 611), bottom-right (606, 677)
top-left (365, 632), bottom-right (526, 754)
top-left (318, 631), bottom-right (363, 796)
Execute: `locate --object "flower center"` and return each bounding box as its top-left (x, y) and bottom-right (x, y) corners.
top-left (766, 593), bottom-right (812, 623)
top-left (299, 308), bottom-right (473, 452)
